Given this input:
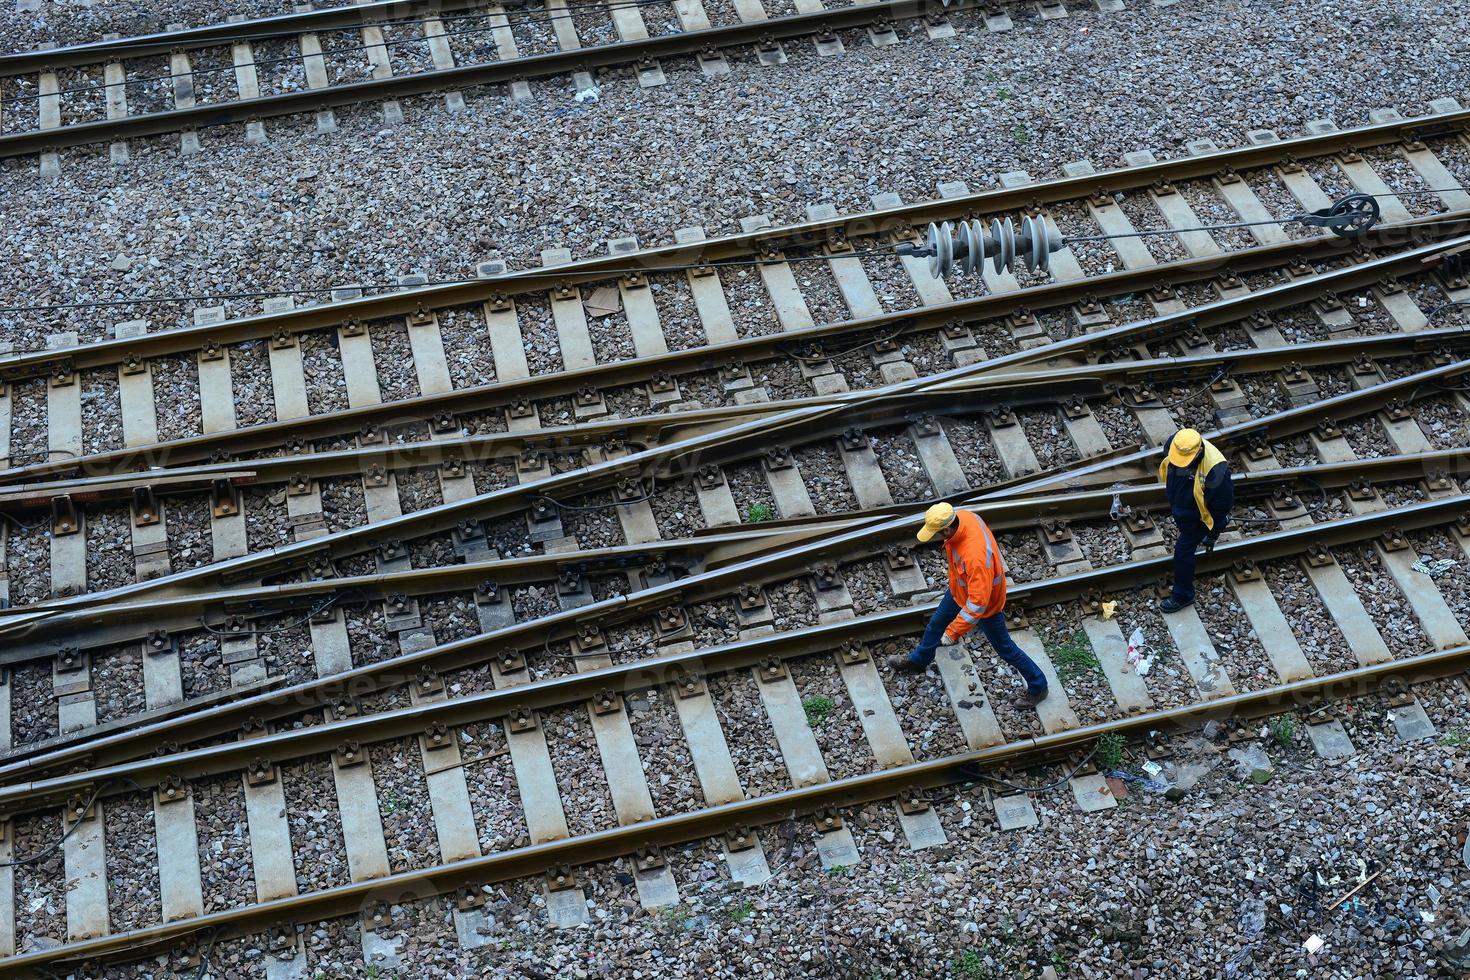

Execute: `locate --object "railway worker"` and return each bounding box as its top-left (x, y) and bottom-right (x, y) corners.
top-left (886, 502), bottom-right (1049, 708)
top-left (1159, 427), bottom-right (1234, 613)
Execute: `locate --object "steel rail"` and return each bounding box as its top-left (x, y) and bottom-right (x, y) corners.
top-left (1, 236), bottom-right (1462, 657)
top-left (8, 317), bottom-right (1462, 522)
top-left (5, 207), bottom-right (1443, 390)
top-left (4, 641), bottom-right (1467, 975)
top-left (1, 217), bottom-right (1460, 500)
top-left (4, 482), bottom-right (1463, 787)
top-left (2, 118), bottom-right (1466, 385)
top-left (0, 0), bottom-right (480, 74)
top-left (7, 442), bottom-right (1448, 659)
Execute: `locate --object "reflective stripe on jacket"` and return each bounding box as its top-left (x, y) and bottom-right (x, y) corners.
top-left (1157, 438), bottom-right (1231, 530)
top-left (943, 510), bottom-right (1007, 641)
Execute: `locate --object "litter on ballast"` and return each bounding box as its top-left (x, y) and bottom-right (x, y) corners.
top-left (1411, 555), bottom-right (1458, 579)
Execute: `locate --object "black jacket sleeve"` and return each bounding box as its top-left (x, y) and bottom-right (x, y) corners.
top-left (1202, 459), bottom-right (1234, 533)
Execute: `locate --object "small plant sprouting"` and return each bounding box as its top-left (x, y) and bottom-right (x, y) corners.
top-left (953, 949), bottom-right (987, 979)
top-left (1012, 123), bottom-right (1029, 144)
top-left (727, 899), bottom-right (754, 923)
top-left (1047, 630), bottom-right (1102, 684)
top-left (1440, 726), bottom-right (1470, 748)
top-left (1268, 714), bottom-right (1296, 749)
top-left (1095, 732), bottom-right (1126, 770)
top-left (745, 503), bottom-right (775, 523)
top-left (802, 694), bottom-right (835, 727)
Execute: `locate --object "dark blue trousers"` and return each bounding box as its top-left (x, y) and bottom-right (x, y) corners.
top-left (1171, 519), bottom-right (1209, 603)
top-left (909, 594), bottom-right (1047, 695)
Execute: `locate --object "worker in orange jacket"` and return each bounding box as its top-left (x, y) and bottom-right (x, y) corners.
top-left (886, 503), bottom-right (1049, 707)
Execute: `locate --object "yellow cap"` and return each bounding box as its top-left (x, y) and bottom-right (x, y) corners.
top-left (1167, 428), bottom-right (1203, 468)
top-left (916, 502), bottom-right (958, 543)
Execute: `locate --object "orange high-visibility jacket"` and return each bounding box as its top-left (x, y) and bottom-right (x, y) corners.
top-left (942, 510), bottom-right (1008, 642)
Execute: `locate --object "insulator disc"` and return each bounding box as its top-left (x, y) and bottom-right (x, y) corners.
top-left (958, 220), bottom-right (980, 275)
top-left (991, 217), bottom-right (1015, 275)
top-left (926, 222), bottom-right (951, 278)
top-left (1022, 215), bottom-right (1049, 273)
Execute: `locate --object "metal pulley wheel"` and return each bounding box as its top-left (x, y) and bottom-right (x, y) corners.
top-left (1300, 192), bottom-right (1381, 238)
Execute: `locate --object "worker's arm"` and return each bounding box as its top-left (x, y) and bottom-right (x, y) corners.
top-left (1203, 462), bottom-right (1235, 535)
top-left (944, 575), bottom-right (993, 642)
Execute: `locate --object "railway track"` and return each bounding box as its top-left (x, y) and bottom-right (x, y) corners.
top-left (0, 103), bottom-right (1469, 972)
top-left (0, 0), bottom-right (1068, 164)
top-left (0, 108), bottom-right (1465, 752)
top-left (2, 458), bottom-right (1469, 972)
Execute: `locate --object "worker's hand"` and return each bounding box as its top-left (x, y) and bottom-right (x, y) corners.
top-left (940, 633), bottom-right (958, 646)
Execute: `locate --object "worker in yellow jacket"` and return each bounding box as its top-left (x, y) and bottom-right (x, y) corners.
top-left (886, 502), bottom-right (1048, 708)
top-left (1159, 428), bottom-right (1234, 613)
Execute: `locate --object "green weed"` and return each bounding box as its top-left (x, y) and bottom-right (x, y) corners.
top-left (1268, 715), bottom-right (1296, 749)
top-left (1047, 630), bottom-right (1101, 684)
top-left (1095, 732), bottom-right (1126, 770)
top-left (727, 899), bottom-right (754, 923)
top-left (1440, 726), bottom-right (1469, 748)
top-left (745, 503), bottom-right (775, 523)
top-left (802, 694), bottom-right (835, 727)
top-left (952, 950), bottom-right (988, 979)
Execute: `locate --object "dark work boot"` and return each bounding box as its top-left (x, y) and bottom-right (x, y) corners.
top-left (1160, 595), bottom-right (1194, 614)
top-left (1016, 687), bottom-right (1049, 708)
top-left (885, 653), bottom-right (929, 674)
